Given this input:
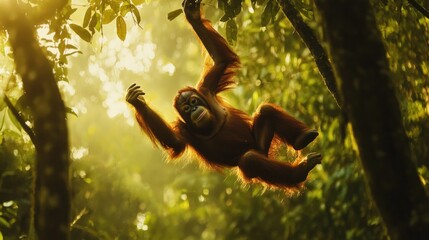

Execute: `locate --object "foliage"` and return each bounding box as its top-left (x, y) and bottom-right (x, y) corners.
top-left (0, 134), bottom-right (33, 239)
top-left (71, 0), bottom-right (142, 42)
top-left (0, 0), bottom-right (428, 239)
top-left (375, 1), bottom-right (429, 168)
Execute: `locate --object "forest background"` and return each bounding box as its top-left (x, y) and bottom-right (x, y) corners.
top-left (0, 0), bottom-right (428, 239)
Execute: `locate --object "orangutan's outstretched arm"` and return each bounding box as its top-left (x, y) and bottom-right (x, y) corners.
top-left (183, 0), bottom-right (240, 93)
top-left (126, 84), bottom-right (186, 157)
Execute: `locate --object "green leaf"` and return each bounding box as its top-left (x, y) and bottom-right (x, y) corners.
top-left (88, 13), bottom-right (98, 33)
top-left (218, 0), bottom-right (227, 10)
top-left (64, 7), bottom-right (78, 19)
top-left (132, 0), bottom-right (145, 4)
top-left (130, 5), bottom-right (141, 24)
top-left (110, 1), bottom-right (120, 13)
top-left (261, 0), bottom-right (279, 27)
top-left (116, 16), bottom-right (127, 41)
top-left (59, 40), bottom-right (65, 55)
top-left (220, 14), bottom-right (230, 22)
top-left (271, 3), bottom-right (280, 20)
top-left (69, 24), bottom-right (92, 42)
top-left (167, 9), bottom-right (183, 21)
top-left (226, 19), bottom-right (237, 45)
top-left (120, 3), bottom-right (132, 16)
top-left (0, 217), bottom-right (10, 228)
top-left (60, 26), bottom-right (71, 39)
top-left (15, 94), bottom-right (28, 110)
top-left (65, 107), bottom-right (78, 117)
top-left (261, 0), bottom-right (273, 27)
top-left (66, 44), bottom-right (78, 50)
top-left (102, 9), bottom-right (117, 24)
top-left (231, 0), bottom-right (242, 16)
top-left (224, 4), bottom-right (235, 19)
top-left (64, 51), bottom-right (83, 56)
top-left (83, 7), bottom-right (92, 28)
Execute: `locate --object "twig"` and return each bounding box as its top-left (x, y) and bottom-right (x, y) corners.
top-left (276, 0), bottom-right (343, 108)
top-left (407, 0), bottom-right (429, 19)
top-left (3, 95), bottom-right (37, 145)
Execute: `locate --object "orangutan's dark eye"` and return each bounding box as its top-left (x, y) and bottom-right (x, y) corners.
top-left (182, 105), bottom-right (191, 113)
top-left (189, 97), bottom-right (198, 106)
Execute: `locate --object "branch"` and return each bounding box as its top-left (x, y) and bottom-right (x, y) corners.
top-left (3, 95), bottom-right (37, 145)
top-left (276, 0), bottom-right (342, 108)
top-left (408, 0), bottom-right (429, 19)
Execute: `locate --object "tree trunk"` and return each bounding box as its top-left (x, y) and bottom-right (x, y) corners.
top-left (1, 5), bottom-right (71, 240)
top-left (314, 0), bottom-right (429, 239)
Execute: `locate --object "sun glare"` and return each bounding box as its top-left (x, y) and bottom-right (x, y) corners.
top-left (83, 25), bottom-right (158, 121)
top-left (103, 28), bottom-right (156, 73)
top-left (135, 212), bottom-right (149, 231)
top-left (102, 81), bottom-right (128, 118)
top-left (71, 146), bottom-right (89, 160)
top-left (159, 62), bottom-right (176, 76)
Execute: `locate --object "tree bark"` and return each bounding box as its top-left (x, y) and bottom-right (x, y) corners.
top-left (314, 0), bottom-right (429, 239)
top-left (1, 3), bottom-right (70, 240)
top-left (276, 0), bottom-right (342, 108)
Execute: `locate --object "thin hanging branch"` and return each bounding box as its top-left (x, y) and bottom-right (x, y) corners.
top-left (3, 95), bottom-right (37, 145)
top-left (276, 0), bottom-right (342, 108)
top-left (407, 0), bottom-right (429, 19)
